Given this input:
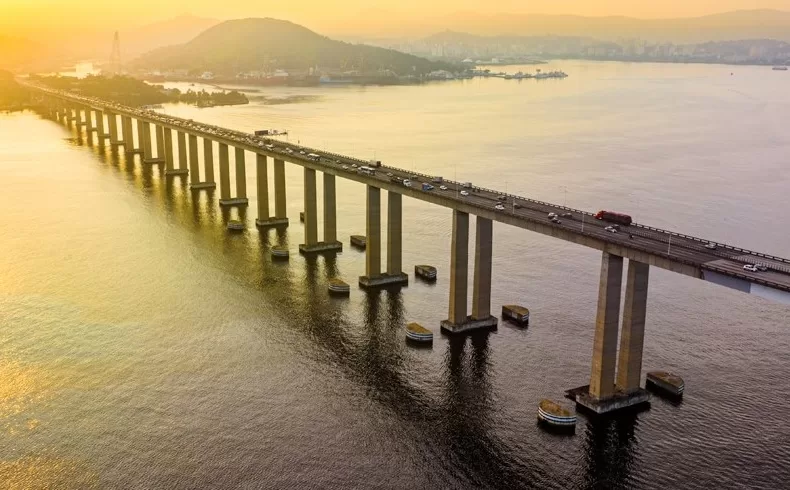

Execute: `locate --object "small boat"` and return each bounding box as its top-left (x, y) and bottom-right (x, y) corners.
top-left (415, 265), bottom-right (437, 281)
top-left (227, 220), bottom-right (245, 231)
top-left (537, 399), bottom-right (577, 429)
top-left (271, 246), bottom-right (290, 260)
top-left (502, 305), bottom-right (530, 326)
top-left (646, 371), bottom-right (684, 397)
top-left (772, 66), bottom-right (788, 71)
top-left (405, 322), bottom-right (433, 344)
top-left (350, 235), bottom-right (366, 249)
top-left (328, 278), bottom-right (350, 296)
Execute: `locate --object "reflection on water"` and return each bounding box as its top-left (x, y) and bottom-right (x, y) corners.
top-left (4, 61), bottom-right (790, 488)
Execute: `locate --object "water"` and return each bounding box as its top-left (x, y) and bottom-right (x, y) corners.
top-left (2, 60), bottom-right (790, 488)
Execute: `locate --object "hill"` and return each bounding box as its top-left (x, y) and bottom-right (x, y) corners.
top-left (133, 18), bottom-right (454, 75)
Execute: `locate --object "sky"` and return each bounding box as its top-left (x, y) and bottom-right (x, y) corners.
top-left (3, 0), bottom-right (790, 33)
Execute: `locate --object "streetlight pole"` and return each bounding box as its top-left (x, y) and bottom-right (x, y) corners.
top-left (668, 234), bottom-right (672, 255)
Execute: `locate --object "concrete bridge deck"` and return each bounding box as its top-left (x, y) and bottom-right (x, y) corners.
top-left (26, 81), bottom-right (790, 303)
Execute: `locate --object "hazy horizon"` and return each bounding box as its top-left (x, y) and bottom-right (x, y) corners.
top-left (4, 1), bottom-right (790, 35)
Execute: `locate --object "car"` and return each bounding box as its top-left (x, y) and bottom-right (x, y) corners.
top-left (705, 242), bottom-right (717, 250)
top-left (403, 179), bottom-right (412, 187)
top-left (743, 264), bottom-right (758, 272)
top-left (495, 204), bottom-right (505, 211)
top-left (342, 165), bottom-right (349, 170)
top-left (514, 203), bottom-right (522, 209)
top-left (611, 224), bottom-right (621, 231)
top-left (352, 164), bottom-right (358, 168)
top-left (604, 226), bottom-right (617, 233)
top-left (561, 212), bottom-right (572, 218)
top-left (756, 264), bottom-right (769, 272)
top-left (299, 150), bottom-right (306, 155)
top-left (497, 195), bottom-right (507, 202)
top-left (285, 148), bottom-right (293, 154)
top-left (547, 212), bottom-right (557, 219)
top-left (551, 217), bottom-right (562, 224)
top-left (439, 185), bottom-right (448, 191)
top-left (386, 172), bottom-right (393, 177)
top-left (460, 190), bottom-right (470, 197)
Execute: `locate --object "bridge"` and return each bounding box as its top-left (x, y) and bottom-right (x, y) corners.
top-left (25, 79), bottom-right (790, 415)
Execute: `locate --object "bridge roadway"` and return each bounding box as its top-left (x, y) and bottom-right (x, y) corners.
top-left (29, 81), bottom-right (790, 303)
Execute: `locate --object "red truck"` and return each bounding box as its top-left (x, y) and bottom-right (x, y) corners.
top-left (594, 210), bottom-right (632, 226)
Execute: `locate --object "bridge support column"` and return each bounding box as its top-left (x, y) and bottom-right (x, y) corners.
top-left (385, 191), bottom-right (407, 283)
top-left (84, 110), bottom-right (94, 145)
top-left (107, 112), bottom-right (119, 146)
top-left (155, 125), bottom-right (165, 160)
top-left (324, 174), bottom-right (341, 247)
top-left (176, 131), bottom-right (188, 174)
top-left (359, 185), bottom-right (406, 288)
top-left (142, 122), bottom-right (156, 163)
top-left (134, 120), bottom-right (145, 154)
top-left (441, 210), bottom-right (470, 332)
top-left (616, 261), bottom-right (650, 393)
top-left (273, 158), bottom-right (288, 225)
top-left (569, 252), bottom-right (649, 415)
top-left (163, 128), bottom-right (185, 175)
top-left (188, 134), bottom-right (202, 185)
top-left (191, 137), bottom-right (216, 189)
top-left (470, 216), bottom-right (497, 329)
top-left (74, 107), bottom-right (83, 128)
top-left (255, 154), bottom-right (281, 227)
top-left (218, 144), bottom-right (231, 201)
top-left (95, 111), bottom-right (106, 148)
top-left (234, 148), bottom-right (249, 205)
top-left (298, 168), bottom-right (341, 254)
top-left (122, 116), bottom-right (134, 153)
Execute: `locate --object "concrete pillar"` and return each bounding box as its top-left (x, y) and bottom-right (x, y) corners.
top-left (471, 216), bottom-right (493, 320)
top-left (136, 120), bottom-right (145, 153)
top-left (303, 168), bottom-right (318, 246)
top-left (75, 107), bottom-right (83, 127)
top-left (235, 147), bottom-right (247, 199)
top-left (177, 132), bottom-right (187, 172)
top-left (273, 159), bottom-right (287, 219)
top-left (142, 122), bottom-right (154, 162)
top-left (447, 210), bottom-right (470, 325)
top-left (107, 112), bottom-right (119, 145)
top-left (324, 173), bottom-right (337, 243)
top-left (256, 154), bottom-right (270, 220)
top-left (122, 116), bottom-right (133, 152)
top-left (84, 109), bottom-right (93, 132)
top-left (365, 186), bottom-right (382, 277)
top-left (96, 111), bottom-right (106, 147)
top-left (386, 191), bottom-right (402, 275)
top-left (203, 139), bottom-right (215, 184)
top-left (616, 261), bottom-right (650, 393)
top-left (188, 134), bottom-right (200, 183)
top-left (589, 252), bottom-right (624, 400)
top-left (219, 143), bottom-right (231, 201)
top-left (163, 128), bottom-right (176, 173)
top-left (155, 126), bottom-right (164, 160)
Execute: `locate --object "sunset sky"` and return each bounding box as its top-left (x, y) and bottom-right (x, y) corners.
top-left (3, 0), bottom-right (790, 33)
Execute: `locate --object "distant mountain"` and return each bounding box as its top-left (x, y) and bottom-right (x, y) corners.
top-left (133, 18), bottom-right (453, 75)
top-left (122, 15), bottom-right (220, 58)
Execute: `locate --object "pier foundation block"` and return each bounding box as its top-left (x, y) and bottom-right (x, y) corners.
top-left (358, 272), bottom-right (409, 289)
top-left (566, 385), bottom-right (650, 415)
top-left (255, 217), bottom-right (290, 228)
top-left (440, 315), bottom-right (498, 335)
top-left (299, 241), bottom-right (343, 255)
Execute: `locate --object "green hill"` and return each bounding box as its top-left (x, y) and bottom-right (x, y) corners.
top-left (133, 18), bottom-right (455, 76)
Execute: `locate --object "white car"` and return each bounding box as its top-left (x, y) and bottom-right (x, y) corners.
top-left (743, 264), bottom-right (758, 272)
top-left (342, 165), bottom-right (349, 170)
top-left (352, 164), bottom-right (358, 168)
top-left (705, 242), bottom-right (717, 250)
top-left (386, 172), bottom-right (393, 177)
top-left (299, 150), bottom-right (306, 155)
top-left (495, 204), bottom-right (505, 211)
top-left (548, 212), bottom-right (557, 219)
top-left (403, 180), bottom-right (412, 187)
top-left (439, 185), bottom-right (448, 191)
top-left (604, 226), bottom-right (617, 233)
top-left (460, 190), bottom-right (469, 197)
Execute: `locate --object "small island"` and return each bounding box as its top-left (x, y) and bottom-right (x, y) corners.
top-left (34, 74), bottom-right (248, 108)
top-left (0, 70), bottom-right (31, 111)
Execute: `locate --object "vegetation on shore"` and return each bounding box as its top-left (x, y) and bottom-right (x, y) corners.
top-left (0, 70), bottom-right (31, 110)
top-left (35, 75), bottom-right (248, 108)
